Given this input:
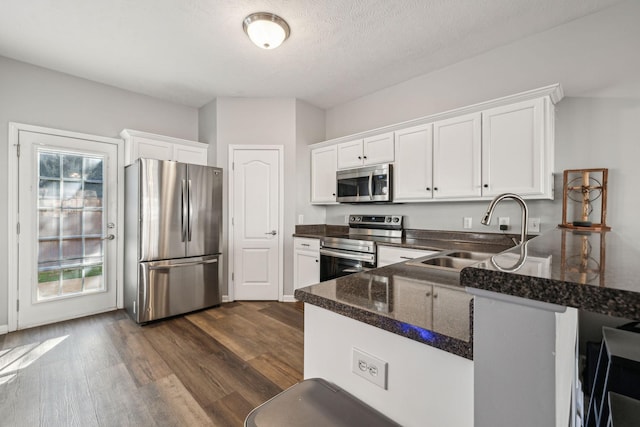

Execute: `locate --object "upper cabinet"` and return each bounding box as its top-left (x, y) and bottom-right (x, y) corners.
top-left (310, 84), bottom-right (562, 204)
top-left (337, 132), bottom-right (394, 169)
top-left (481, 98), bottom-right (549, 197)
top-left (394, 124), bottom-right (433, 202)
top-left (311, 145), bottom-right (338, 204)
top-left (121, 129), bottom-right (209, 166)
top-left (433, 112), bottom-right (482, 199)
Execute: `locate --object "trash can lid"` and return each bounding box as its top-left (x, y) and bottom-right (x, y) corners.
top-left (245, 378), bottom-right (400, 427)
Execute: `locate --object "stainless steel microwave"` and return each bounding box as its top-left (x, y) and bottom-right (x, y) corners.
top-left (336, 164), bottom-right (392, 203)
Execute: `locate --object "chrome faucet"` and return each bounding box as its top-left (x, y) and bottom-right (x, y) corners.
top-left (481, 193), bottom-right (529, 245)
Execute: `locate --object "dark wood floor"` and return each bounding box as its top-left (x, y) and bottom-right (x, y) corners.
top-left (0, 301), bottom-right (304, 426)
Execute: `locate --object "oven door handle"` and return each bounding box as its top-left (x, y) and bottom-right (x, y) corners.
top-left (320, 248), bottom-right (375, 263)
top-left (343, 267), bottom-right (372, 273)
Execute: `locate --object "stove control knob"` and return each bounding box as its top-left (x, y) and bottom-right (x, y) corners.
top-left (385, 217), bottom-right (391, 223)
top-left (350, 216), bottom-right (356, 222)
top-left (393, 217), bottom-right (400, 223)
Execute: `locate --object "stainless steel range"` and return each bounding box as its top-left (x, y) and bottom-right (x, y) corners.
top-left (319, 215), bottom-right (403, 281)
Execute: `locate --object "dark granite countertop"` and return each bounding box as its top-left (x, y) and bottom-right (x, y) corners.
top-left (295, 225), bottom-right (640, 358)
top-left (461, 228), bottom-right (640, 321)
top-left (295, 262), bottom-right (474, 359)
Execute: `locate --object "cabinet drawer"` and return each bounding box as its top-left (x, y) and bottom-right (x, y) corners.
top-left (377, 245), bottom-right (439, 267)
top-left (294, 237), bottom-right (320, 251)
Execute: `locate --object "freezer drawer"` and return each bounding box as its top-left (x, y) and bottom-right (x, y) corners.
top-left (131, 255), bottom-right (221, 323)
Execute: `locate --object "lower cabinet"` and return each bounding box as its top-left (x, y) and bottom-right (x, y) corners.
top-left (294, 238), bottom-right (320, 291)
top-left (377, 245), bottom-right (439, 267)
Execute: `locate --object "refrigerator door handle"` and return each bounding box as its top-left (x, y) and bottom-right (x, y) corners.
top-left (188, 179), bottom-right (193, 242)
top-left (148, 257), bottom-right (219, 270)
top-left (181, 179), bottom-right (188, 242)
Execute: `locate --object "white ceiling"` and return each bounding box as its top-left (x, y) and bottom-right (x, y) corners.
top-left (0, 0), bottom-right (627, 109)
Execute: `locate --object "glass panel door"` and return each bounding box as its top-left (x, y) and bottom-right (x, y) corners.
top-left (17, 130), bottom-right (118, 329)
top-left (37, 150), bottom-right (106, 301)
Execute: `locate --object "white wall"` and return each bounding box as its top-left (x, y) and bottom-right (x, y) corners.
top-left (0, 56), bottom-right (198, 328)
top-left (325, 0), bottom-right (640, 139)
top-left (214, 98), bottom-right (296, 298)
top-left (198, 99), bottom-right (217, 166)
top-left (317, 0), bottom-right (640, 249)
top-left (295, 100), bottom-right (326, 226)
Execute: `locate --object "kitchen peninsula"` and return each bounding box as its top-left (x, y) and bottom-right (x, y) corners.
top-left (294, 227), bottom-right (640, 427)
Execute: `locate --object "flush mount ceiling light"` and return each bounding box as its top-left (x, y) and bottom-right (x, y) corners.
top-left (243, 12), bottom-right (290, 50)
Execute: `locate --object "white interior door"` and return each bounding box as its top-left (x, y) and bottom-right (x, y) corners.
top-left (16, 130), bottom-right (119, 329)
top-left (231, 147), bottom-right (282, 300)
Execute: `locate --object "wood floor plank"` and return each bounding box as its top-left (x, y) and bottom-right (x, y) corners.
top-left (106, 319), bottom-right (172, 387)
top-left (140, 374), bottom-right (214, 427)
top-left (248, 352), bottom-right (301, 390)
top-left (145, 317), bottom-right (284, 408)
top-left (205, 391), bottom-right (255, 427)
top-left (0, 302), bottom-right (304, 426)
top-left (40, 358), bottom-right (99, 427)
top-left (86, 362), bottom-right (156, 426)
top-left (259, 302), bottom-right (304, 331)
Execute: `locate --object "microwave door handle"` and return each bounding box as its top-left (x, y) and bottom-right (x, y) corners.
top-left (368, 171), bottom-right (373, 200)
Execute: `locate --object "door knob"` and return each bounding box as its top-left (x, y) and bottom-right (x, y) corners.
top-left (101, 234), bottom-right (115, 241)
top-left (265, 230), bottom-right (277, 236)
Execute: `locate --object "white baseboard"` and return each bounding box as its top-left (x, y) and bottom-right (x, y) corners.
top-left (222, 295), bottom-right (232, 303)
top-left (0, 324), bottom-right (9, 335)
top-left (282, 295), bottom-right (298, 303)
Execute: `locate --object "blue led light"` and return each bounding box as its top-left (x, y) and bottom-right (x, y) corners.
top-left (399, 323), bottom-right (436, 342)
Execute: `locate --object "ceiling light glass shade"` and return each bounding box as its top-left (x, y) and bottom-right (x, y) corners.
top-left (243, 13), bottom-right (290, 50)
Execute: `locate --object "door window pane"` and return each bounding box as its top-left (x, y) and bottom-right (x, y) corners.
top-left (36, 149), bottom-right (107, 301)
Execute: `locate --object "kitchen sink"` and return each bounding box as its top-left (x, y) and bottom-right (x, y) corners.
top-left (406, 250), bottom-right (495, 272)
top-left (419, 257), bottom-right (476, 269)
top-left (447, 251), bottom-right (494, 261)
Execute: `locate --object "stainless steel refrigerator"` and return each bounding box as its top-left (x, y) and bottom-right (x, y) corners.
top-left (124, 158), bottom-right (223, 323)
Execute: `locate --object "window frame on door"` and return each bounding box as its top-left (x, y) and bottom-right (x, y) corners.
top-left (7, 122), bottom-right (125, 332)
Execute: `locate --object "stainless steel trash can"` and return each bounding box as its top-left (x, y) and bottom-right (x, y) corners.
top-left (245, 378), bottom-right (400, 427)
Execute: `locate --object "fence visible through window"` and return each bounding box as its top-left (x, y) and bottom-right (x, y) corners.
top-left (37, 149), bottom-right (105, 301)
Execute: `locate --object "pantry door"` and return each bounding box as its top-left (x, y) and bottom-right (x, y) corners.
top-left (13, 126), bottom-right (120, 329)
top-left (229, 146), bottom-right (283, 301)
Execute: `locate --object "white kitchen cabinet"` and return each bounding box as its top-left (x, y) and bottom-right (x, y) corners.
top-left (433, 112), bottom-right (482, 199)
top-left (393, 124), bottom-right (433, 202)
top-left (310, 145), bottom-right (338, 204)
top-left (377, 245), bottom-right (439, 267)
top-left (336, 132), bottom-right (394, 169)
top-left (481, 98), bottom-right (550, 197)
top-left (121, 129), bottom-right (208, 166)
top-left (294, 238), bottom-right (320, 291)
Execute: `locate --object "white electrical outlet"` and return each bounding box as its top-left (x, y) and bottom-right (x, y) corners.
top-left (463, 217), bottom-right (472, 229)
top-left (529, 217), bottom-right (541, 233)
top-left (352, 347), bottom-right (388, 389)
top-left (298, 214), bottom-right (304, 225)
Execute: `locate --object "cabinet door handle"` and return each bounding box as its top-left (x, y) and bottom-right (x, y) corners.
top-left (363, 155), bottom-right (367, 159)
top-left (358, 156), bottom-right (362, 159)
top-left (315, 259), bottom-right (319, 263)
top-left (425, 292), bottom-right (431, 297)
top-left (332, 193), bottom-right (336, 196)
top-left (483, 184), bottom-right (488, 188)
top-left (434, 187), bottom-right (438, 191)
top-left (433, 293), bottom-right (438, 299)
top-left (399, 256), bottom-right (413, 260)
top-left (426, 187), bottom-right (431, 191)
top-left (301, 243), bottom-right (310, 247)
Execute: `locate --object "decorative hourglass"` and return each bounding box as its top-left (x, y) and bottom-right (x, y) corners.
top-left (559, 168), bottom-right (611, 231)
